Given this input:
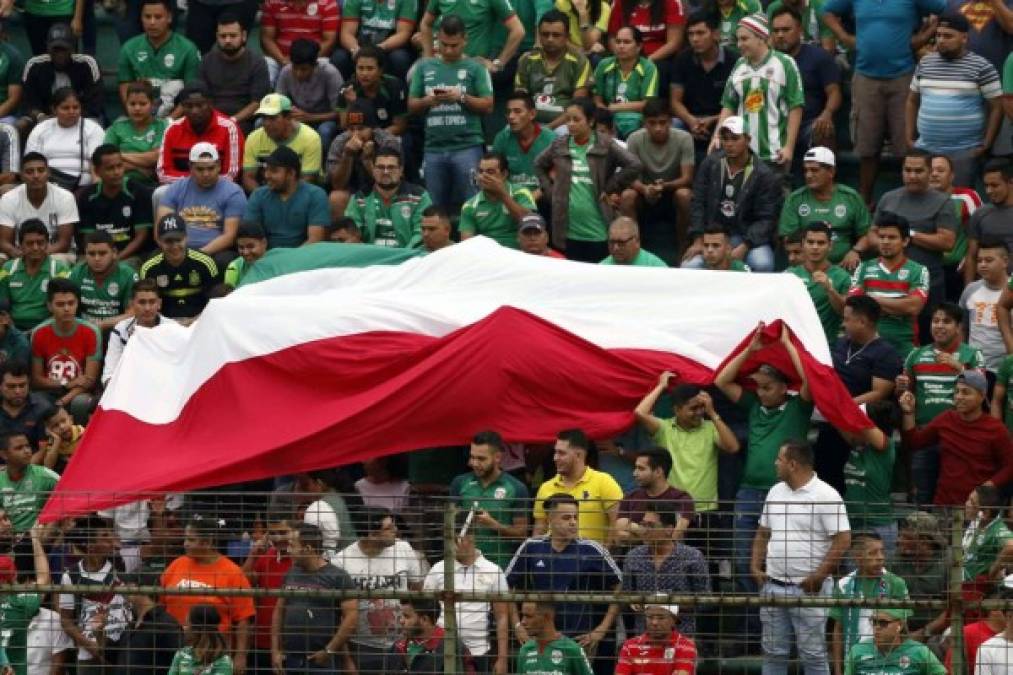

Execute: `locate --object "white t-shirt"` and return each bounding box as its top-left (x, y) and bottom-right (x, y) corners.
top-left (759, 474), bottom-right (850, 583)
top-left (975, 634), bottom-right (1013, 675)
top-left (354, 478), bottom-right (411, 512)
top-left (58, 561), bottom-right (132, 660)
top-left (334, 539), bottom-right (424, 649)
top-left (26, 607), bottom-right (73, 675)
top-left (25, 118), bottom-right (105, 187)
top-left (960, 279), bottom-right (1008, 372)
top-left (303, 499), bottom-right (339, 556)
top-left (423, 555), bottom-right (508, 656)
top-left (0, 183), bottom-right (79, 240)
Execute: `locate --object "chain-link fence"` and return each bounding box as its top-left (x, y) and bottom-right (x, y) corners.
top-left (8, 490), bottom-right (1013, 675)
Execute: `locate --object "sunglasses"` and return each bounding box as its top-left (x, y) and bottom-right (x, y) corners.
top-left (872, 618), bottom-right (899, 628)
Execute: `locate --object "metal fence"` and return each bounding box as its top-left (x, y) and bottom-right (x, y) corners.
top-left (11, 490), bottom-right (1013, 675)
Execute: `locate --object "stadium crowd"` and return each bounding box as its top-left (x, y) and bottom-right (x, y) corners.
top-left (0, 0), bottom-right (1004, 671)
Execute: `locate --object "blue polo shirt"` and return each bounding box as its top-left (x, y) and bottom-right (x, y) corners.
top-left (821, 0), bottom-right (945, 79)
top-left (243, 182), bottom-right (331, 249)
top-left (504, 536), bottom-right (621, 636)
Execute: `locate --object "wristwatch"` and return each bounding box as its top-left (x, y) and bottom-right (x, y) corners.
top-left (492, 58), bottom-right (502, 72)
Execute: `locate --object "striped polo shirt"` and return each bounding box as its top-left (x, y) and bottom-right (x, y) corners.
top-left (911, 51), bottom-right (1002, 153)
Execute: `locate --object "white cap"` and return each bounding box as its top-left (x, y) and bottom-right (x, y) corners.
top-left (803, 146), bottom-right (836, 167)
top-left (644, 603), bottom-right (680, 617)
top-left (189, 142), bottom-right (220, 163)
top-left (720, 116), bottom-right (746, 136)
top-left (1003, 573), bottom-right (1013, 590)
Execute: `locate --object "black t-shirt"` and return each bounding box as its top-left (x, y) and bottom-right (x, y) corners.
top-left (831, 335), bottom-right (903, 397)
top-left (139, 249), bottom-right (218, 319)
top-left (671, 45), bottom-right (739, 118)
top-left (794, 43), bottom-right (841, 125)
top-left (0, 393), bottom-right (52, 449)
top-left (282, 563), bottom-right (354, 654)
top-left (336, 75), bottom-right (408, 129)
top-left (77, 178), bottom-right (154, 254)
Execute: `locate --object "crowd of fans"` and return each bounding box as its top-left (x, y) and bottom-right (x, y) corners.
top-left (0, 0), bottom-right (1004, 671)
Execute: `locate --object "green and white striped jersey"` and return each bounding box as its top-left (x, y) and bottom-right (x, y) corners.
top-left (721, 49), bottom-right (805, 162)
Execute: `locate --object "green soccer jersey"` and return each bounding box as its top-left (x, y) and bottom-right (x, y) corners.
top-left (844, 638), bottom-right (945, 675)
top-left (831, 571), bottom-right (909, 658)
top-left (996, 354), bottom-right (1013, 432)
top-left (517, 637), bottom-right (593, 675)
top-left (492, 124), bottom-right (556, 192)
top-left (705, 259), bottom-right (752, 272)
top-left (224, 257), bottom-right (248, 288)
top-left (68, 262), bottom-right (138, 324)
top-left (117, 32), bottom-right (201, 99)
top-left (426, 0), bottom-right (516, 58)
top-left (717, 0), bottom-right (762, 45)
top-left (721, 49), bottom-right (804, 162)
top-left (409, 57), bottom-right (493, 151)
top-left (345, 183), bottom-right (431, 249)
top-left (566, 137), bottom-right (608, 242)
top-left (343, 0), bottom-right (417, 44)
top-left (515, 48), bottom-right (592, 125)
top-left (592, 56), bottom-right (658, 139)
top-left (765, 0), bottom-right (831, 44)
top-left (0, 465), bottom-right (60, 532)
top-left (0, 593), bottom-right (40, 675)
top-left (0, 45), bottom-right (24, 107)
top-left (459, 184), bottom-right (536, 248)
top-left (24, 0), bottom-right (71, 17)
top-left (964, 515), bottom-right (1013, 581)
top-left (600, 249), bottom-right (668, 266)
top-left (787, 263), bottom-right (851, 343)
top-left (1003, 52), bottom-right (1013, 96)
top-left (0, 258), bottom-right (71, 332)
top-left (449, 471), bottom-right (530, 568)
top-left (843, 440), bottom-right (895, 528)
top-left (168, 648), bottom-right (233, 675)
top-left (778, 185), bottom-right (871, 263)
top-left (904, 342), bottom-right (984, 425)
top-left (104, 117), bottom-right (168, 183)
top-left (850, 257), bottom-right (930, 359)
top-left (737, 391), bottom-right (814, 490)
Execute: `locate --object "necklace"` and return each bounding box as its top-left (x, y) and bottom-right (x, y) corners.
top-left (845, 337), bottom-right (877, 365)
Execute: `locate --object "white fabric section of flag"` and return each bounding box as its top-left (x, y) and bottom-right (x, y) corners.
top-left (105, 237), bottom-right (829, 424)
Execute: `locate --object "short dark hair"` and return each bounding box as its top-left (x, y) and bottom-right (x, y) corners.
top-left (47, 277), bottom-right (80, 303)
top-left (422, 205), bottom-right (450, 221)
top-left (686, 10), bottom-right (719, 30)
top-left (294, 522), bottom-right (323, 553)
top-left (866, 400), bottom-right (898, 436)
top-left (374, 147), bottom-right (402, 165)
top-left (932, 301), bottom-right (963, 325)
top-left (671, 383), bottom-right (702, 407)
top-left (84, 230), bottom-right (115, 248)
top-left (354, 45), bottom-right (385, 69)
top-left (506, 91), bottom-right (536, 110)
top-left (41, 404), bottom-right (67, 426)
top-left (978, 239), bottom-right (1009, 257)
top-left (290, 38), bottom-right (320, 65)
top-left (567, 97), bottom-right (597, 123)
top-left (615, 25), bottom-right (643, 43)
top-left (983, 159), bottom-right (1013, 181)
top-left (471, 430), bottom-right (504, 452)
top-left (17, 218), bottom-right (48, 243)
top-left (875, 211), bottom-right (911, 240)
top-left (702, 224), bottom-right (730, 238)
top-left (783, 230), bottom-right (803, 245)
top-left (132, 278), bottom-right (159, 297)
top-left (930, 154), bottom-right (954, 172)
top-left (975, 483), bottom-right (1002, 509)
top-left (802, 221), bottom-right (832, 241)
top-left (556, 428), bottom-right (590, 453)
top-left (769, 5), bottom-right (802, 24)
top-left (216, 10), bottom-right (241, 26)
top-left (481, 152), bottom-right (509, 174)
top-left (851, 531), bottom-right (882, 548)
top-left (125, 81), bottom-right (156, 101)
top-left (0, 360), bottom-right (29, 381)
top-left (635, 448), bottom-right (672, 477)
top-left (594, 107), bottom-right (615, 130)
top-left (643, 97), bottom-right (670, 119)
top-left (77, 514), bottom-right (114, 546)
top-left (643, 501), bottom-right (680, 527)
top-left (359, 506), bottom-right (393, 535)
top-left (236, 223), bottom-right (267, 241)
top-left (0, 431), bottom-right (27, 452)
top-left (844, 294), bottom-right (881, 323)
top-left (781, 439), bottom-right (814, 468)
top-left (331, 218), bottom-right (360, 237)
top-left (92, 144), bottom-right (122, 168)
top-left (139, 0), bottom-right (173, 13)
top-left (187, 513), bottom-right (226, 545)
top-left (544, 493), bottom-right (578, 513)
top-left (538, 8), bottom-right (571, 31)
top-left (903, 148), bottom-right (932, 167)
top-left (21, 152), bottom-right (47, 168)
top-left (402, 597), bottom-right (441, 623)
top-left (439, 14), bottom-right (466, 36)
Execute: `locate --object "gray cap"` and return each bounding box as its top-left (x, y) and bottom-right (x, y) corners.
top-left (957, 369), bottom-right (987, 395)
top-left (518, 213), bottom-right (547, 232)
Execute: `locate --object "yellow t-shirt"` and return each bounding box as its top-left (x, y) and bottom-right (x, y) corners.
top-left (242, 123), bottom-right (322, 177)
top-left (533, 467), bottom-right (623, 543)
top-left (554, 0), bottom-right (611, 49)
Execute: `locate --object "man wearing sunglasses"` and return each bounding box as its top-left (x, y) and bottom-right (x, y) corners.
top-left (843, 608), bottom-right (945, 674)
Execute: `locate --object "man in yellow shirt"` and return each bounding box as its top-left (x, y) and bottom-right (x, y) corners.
top-left (242, 94), bottom-right (323, 193)
top-left (533, 428), bottom-right (623, 545)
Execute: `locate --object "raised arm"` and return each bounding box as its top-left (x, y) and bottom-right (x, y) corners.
top-left (634, 371), bottom-right (675, 435)
top-left (714, 323), bottom-right (765, 403)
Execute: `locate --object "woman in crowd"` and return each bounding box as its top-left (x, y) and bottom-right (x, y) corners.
top-left (168, 604), bottom-right (234, 675)
top-left (593, 27), bottom-right (659, 139)
top-left (25, 87), bottom-right (104, 190)
top-left (103, 81), bottom-right (168, 186)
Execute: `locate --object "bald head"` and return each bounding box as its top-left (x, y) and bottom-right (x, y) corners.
top-left (607, 217), bottom-right (641, 264)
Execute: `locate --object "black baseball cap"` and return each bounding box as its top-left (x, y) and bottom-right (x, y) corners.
top-left (157, 213), bottom-right (186, 241)
top-left (346, 99), bottom-right (379, 128)
top-left (47, 23), bottom-right (74, 49)
top-left (264, 146), bottom-right (301, 173)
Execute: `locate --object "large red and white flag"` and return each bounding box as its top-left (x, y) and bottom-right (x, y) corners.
top-left (41, 238), bottom-right (869, 521)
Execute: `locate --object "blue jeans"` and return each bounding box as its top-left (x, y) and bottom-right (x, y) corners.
top-left (734, 487), bottom-right (767, 636)
top-left (424, 145), bottom-right (483, 213)
top-left (314, 120), bottom-right (338, 157)
top-left (760, 579), bottom-right (832, 675)
top-left (683, 235), bottom-right (776, 272)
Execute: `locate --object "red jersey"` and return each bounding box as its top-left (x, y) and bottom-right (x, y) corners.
top-left (30, 319), bottom-right (101, 385)
top-left (250, 548), bottom-right (293, 650)
top-left (616, 631), bottom-right (697, 675)
top-left (944, 620), bottom-right (999, 673)
top-left (157, 109), bottom-right (244, 184)
top-left (261, 0), bottom-right (340, 57)
top-left (607, 0), bottom-right (685, 55)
